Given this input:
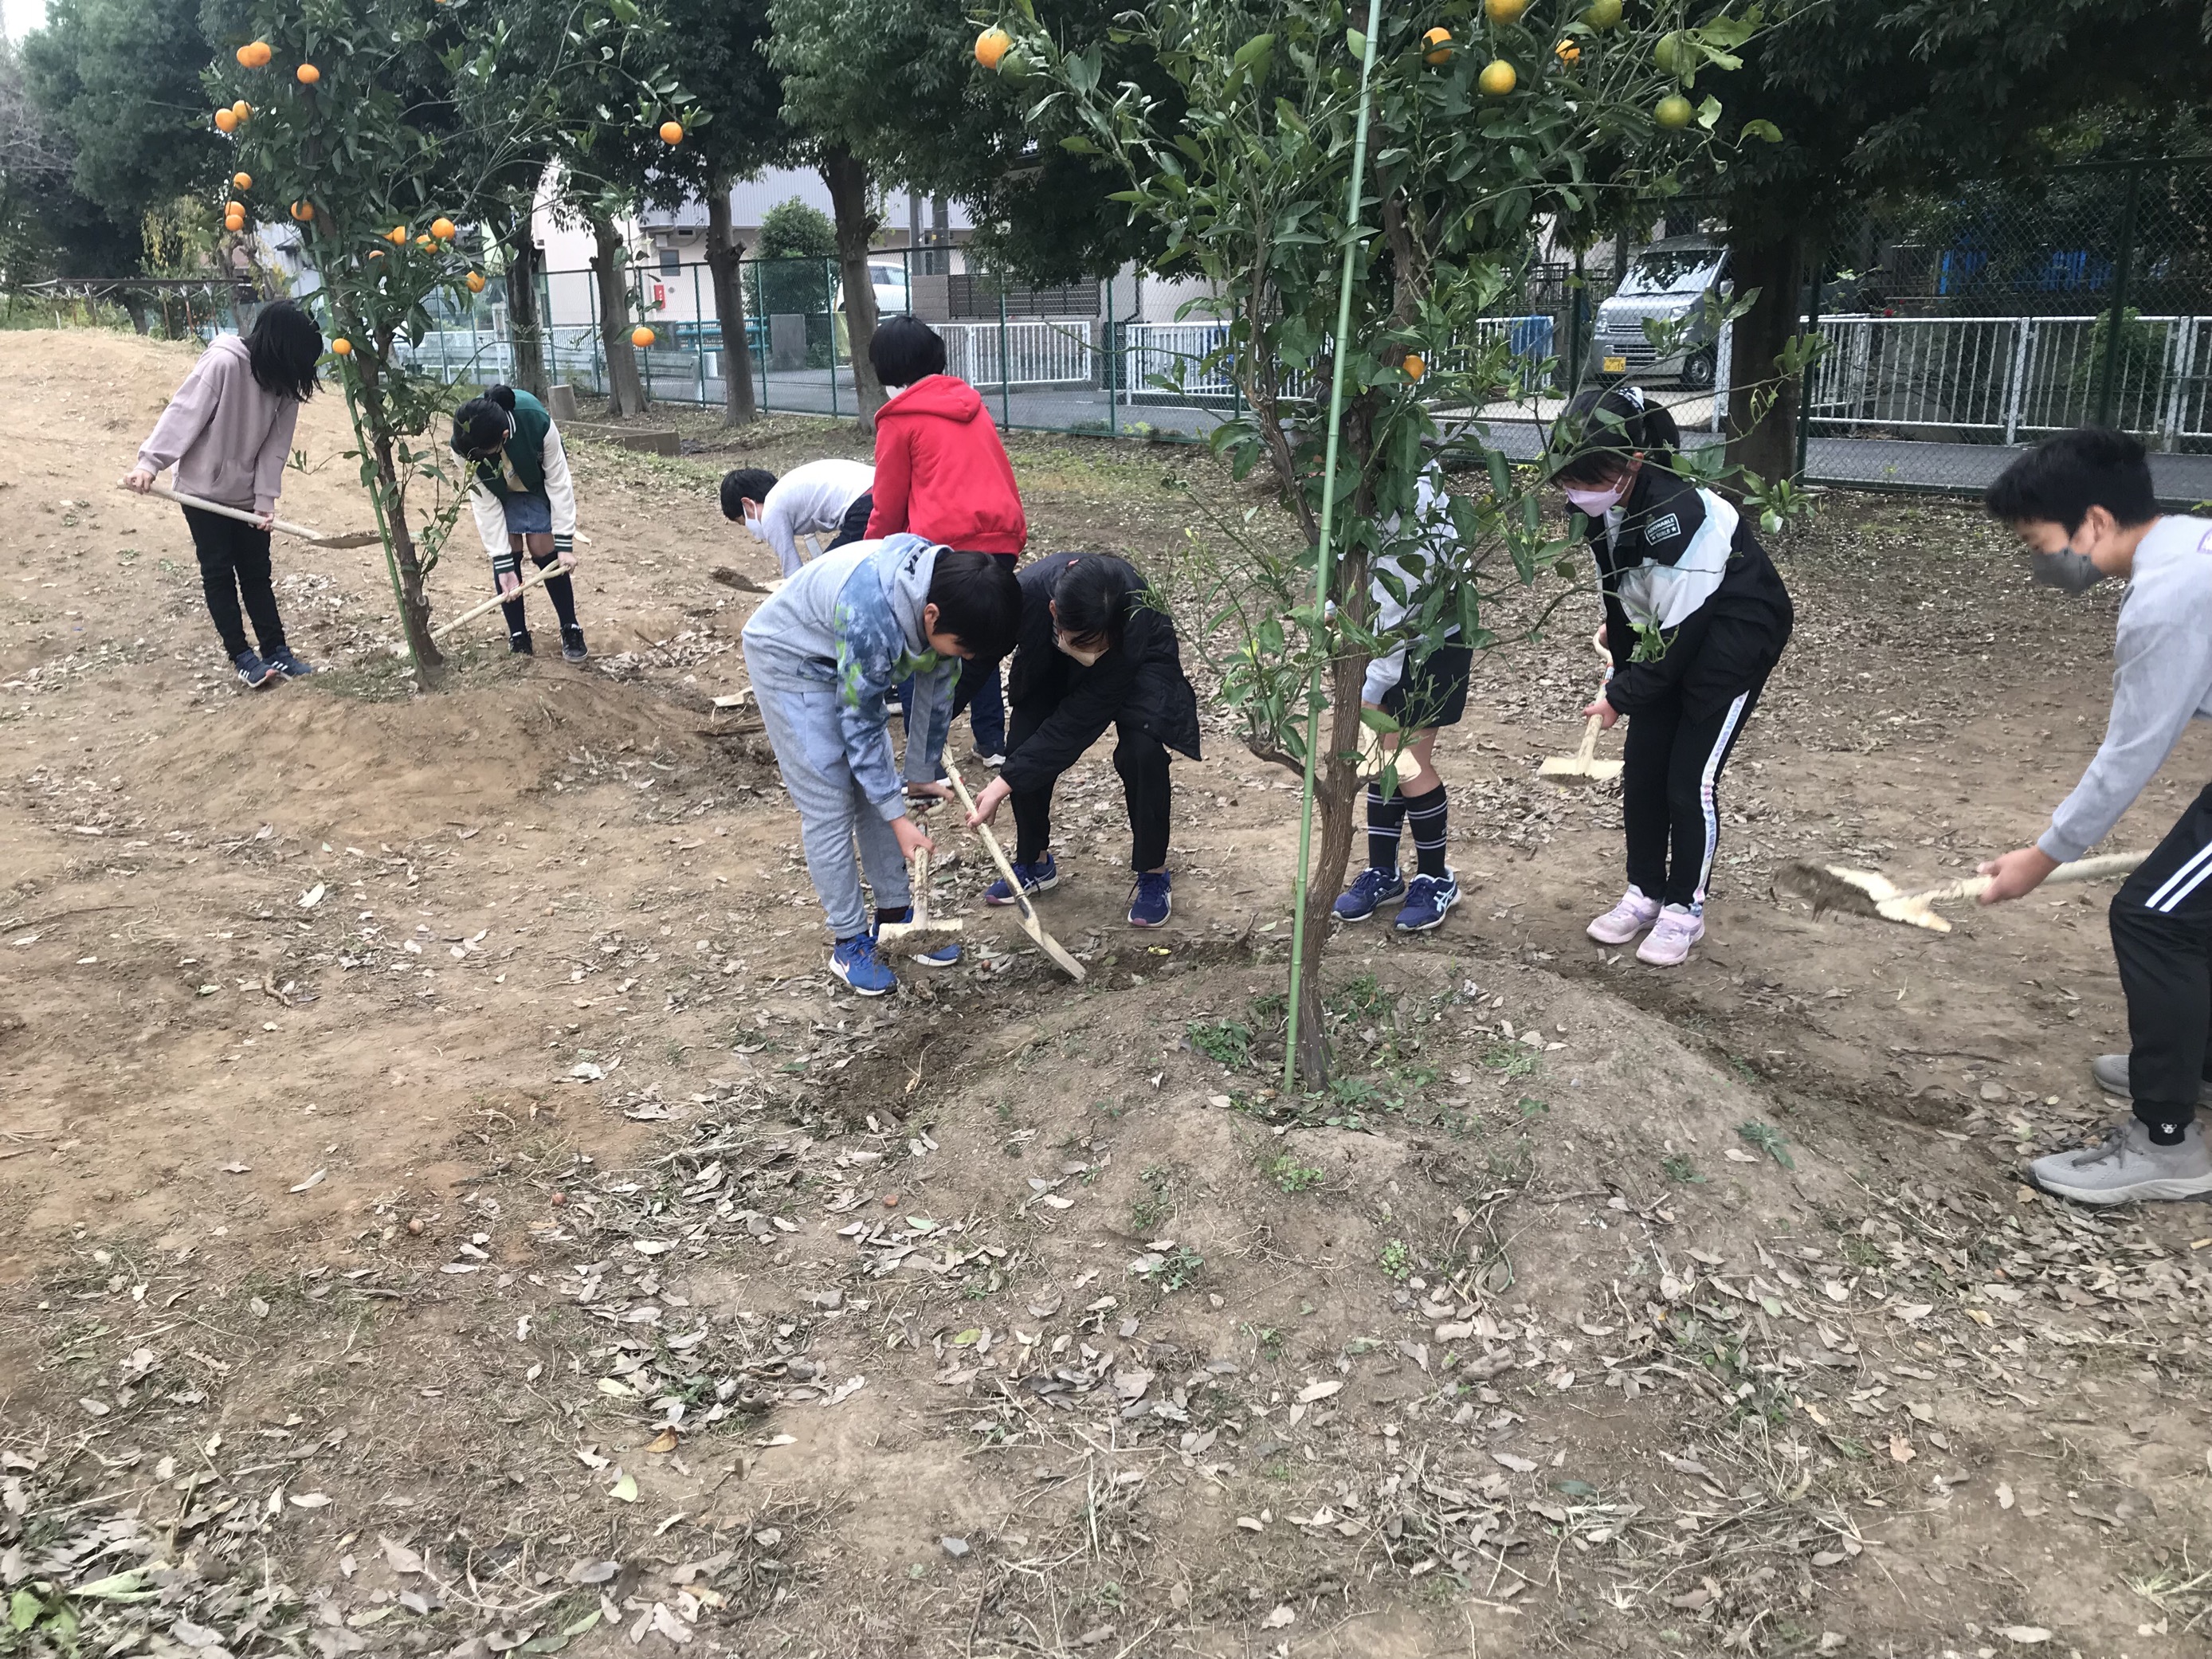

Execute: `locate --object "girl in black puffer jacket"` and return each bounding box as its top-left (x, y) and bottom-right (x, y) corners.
top-left (959, 553), bottom-right (1200, 928)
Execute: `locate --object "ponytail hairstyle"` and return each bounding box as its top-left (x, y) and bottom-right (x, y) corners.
top-left (451, 383), bottom-right (518, 459)
top-left (244, 299), bottom-right (322, 402)
top-left (1547, 384), bottom-right (1681, 487)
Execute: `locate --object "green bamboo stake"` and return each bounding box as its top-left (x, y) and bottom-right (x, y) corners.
top-left (1283, 0), bottom-right (1386, 1092)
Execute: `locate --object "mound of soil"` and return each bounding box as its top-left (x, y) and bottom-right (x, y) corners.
top-left (137, 668), bottom-right (742, 841)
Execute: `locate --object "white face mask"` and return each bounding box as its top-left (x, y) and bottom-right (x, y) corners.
top-left (741, 509), bottom-right (764, 543)
top-left (1055, 633), bottom-right (1106, 667)
top-left (1565, 480), bottom-right (1628, 516)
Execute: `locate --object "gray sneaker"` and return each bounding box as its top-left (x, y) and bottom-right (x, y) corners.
top-left (2091, 1053), bottom-right (2212, 1103)
top-left (2029, 1120), bottom-right (2212, 1205)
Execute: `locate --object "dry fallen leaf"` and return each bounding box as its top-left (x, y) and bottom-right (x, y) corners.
top-left (1260, 1606), bottom-right (1296, 1630)
top-left (1888, 1437), bottom-right (1916, 1464)
top-left (1296, 1379), bottom-right (1343, 1404)
top-left (645, 1427), bottom-right (679, 1455)
top-left (288, 1492), bottom-right (331, 1508)
top-left (1997, 1481), bottom-right (2015, 1510)
top-left (1998, 1628), bottom-right (2052, 1645)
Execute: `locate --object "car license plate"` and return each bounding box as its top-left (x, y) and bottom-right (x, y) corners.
top-left (1602, 355), bottom-right (1626, 375)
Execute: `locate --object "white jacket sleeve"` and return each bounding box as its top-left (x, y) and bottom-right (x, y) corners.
top-left (470, 480), bottom-right (510, 566)
top-left (541, 425), bottom-right (577, 542)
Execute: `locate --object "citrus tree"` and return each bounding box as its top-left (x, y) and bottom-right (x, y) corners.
top-left (1004, 0), bottom-right (1760, 1081)
top-left (210, 0), bottom-right (694, 680)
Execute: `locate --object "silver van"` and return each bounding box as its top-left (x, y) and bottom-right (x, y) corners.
top-left (1591, 235), bottom-right (1729, 389)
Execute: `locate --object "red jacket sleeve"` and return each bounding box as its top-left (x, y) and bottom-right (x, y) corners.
top-left (865, 416), bottom-right (912, 539)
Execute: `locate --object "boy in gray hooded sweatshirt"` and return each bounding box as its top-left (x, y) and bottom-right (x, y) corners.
top-left (741, 535), bottom-right (1020, 995)
top-left (1977, 427), bottom-right (2212, 1205)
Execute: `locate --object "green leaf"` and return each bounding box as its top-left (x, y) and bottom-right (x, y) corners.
top-left (1232, 33), bottom-right (1276, 72)
top-left (10, 1590), bottom-right (41, 1634)
top-left (1345, 28), bottom-right (1367, 61)
top-left (1741, 118), bottom-right (1783, 144)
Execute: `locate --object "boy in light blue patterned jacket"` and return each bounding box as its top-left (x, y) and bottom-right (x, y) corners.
top-left (740, 535), bottom-right (1021, 995)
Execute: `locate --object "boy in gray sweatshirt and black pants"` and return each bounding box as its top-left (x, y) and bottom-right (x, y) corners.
top-left (1977, 427), bottom-right (2212, 1204)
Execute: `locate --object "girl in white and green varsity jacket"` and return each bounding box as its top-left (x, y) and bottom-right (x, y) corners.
top-left (451, 385), bottom-right (587, 662)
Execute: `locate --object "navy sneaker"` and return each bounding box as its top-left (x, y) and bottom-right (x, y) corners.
top-left (1128, 870), bottom-right (1172, 928)
top-left (561, 625), bottom-right (589, 664)
top-left (234, 649), bottom-right (280, 689)
top-left (1334, 865), bottom-right (1406, 922)
top-left (875, 907), bottom-right (961, 968)
top-left (268, 646), bottom-right (316, 679)
top-left (1394, 871), bottom-right (1461, 933)
top-left (509, 629), bottom-right (535, 657)
top-left (984, 852), bottom-right (1058, 906)
top-left (829, 932), bottom-right (897, 996)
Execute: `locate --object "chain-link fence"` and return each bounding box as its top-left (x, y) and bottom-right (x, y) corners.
top-left (293, 158), bottom-right (2212, 508)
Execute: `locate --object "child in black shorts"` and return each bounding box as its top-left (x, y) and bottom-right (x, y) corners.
top-left (1335, 469), bottom-right (1471, 932)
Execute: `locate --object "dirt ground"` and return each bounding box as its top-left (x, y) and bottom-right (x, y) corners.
top-left (3, 327), bottom-right (2209, 1659)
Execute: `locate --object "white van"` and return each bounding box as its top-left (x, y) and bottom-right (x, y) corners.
top-left (1591, 236), bottom-right (1729, 389)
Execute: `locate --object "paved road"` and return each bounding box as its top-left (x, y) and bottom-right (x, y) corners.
top-left (635, 366), bottom-right (2212, 508)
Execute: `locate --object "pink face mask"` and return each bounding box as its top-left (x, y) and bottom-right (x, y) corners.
top-left (1564, 481), bottom-right (1627, 515)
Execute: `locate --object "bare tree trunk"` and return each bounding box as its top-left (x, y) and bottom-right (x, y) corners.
top-left (353, 348), bottom-right (445, 684)
top-left (704, 182), bottom-right (756, 427)
top-left (820, 146), bottom-right (883, 432)
top-left (505, 207), bottom-right (547, 401)
top-left (589, 214), bottom-right (646, 418)
top-left (1292, 652), bottom-right (1369, 1084)
top-left (1724, 231), bottom-right (1806, 486)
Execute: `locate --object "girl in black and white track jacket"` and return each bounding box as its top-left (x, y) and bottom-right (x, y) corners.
top-left (1551, 386), bottom-right (1794, 967)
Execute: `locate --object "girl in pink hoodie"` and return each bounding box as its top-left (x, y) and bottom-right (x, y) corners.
top-left (122, 300), bottom-right (324, 688)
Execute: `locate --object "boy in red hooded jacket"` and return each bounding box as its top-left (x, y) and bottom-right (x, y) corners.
top-left (865, 316), bottom-right (1029, 764)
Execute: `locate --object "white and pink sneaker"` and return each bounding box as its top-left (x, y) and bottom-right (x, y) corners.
top-left (1636, 904), bottom-right (1704, 967)
top-left (1586, 887), bottom-right (1660, 945)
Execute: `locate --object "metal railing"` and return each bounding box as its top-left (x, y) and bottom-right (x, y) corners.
top-left (1810, 313), bottom-right (2211, 445)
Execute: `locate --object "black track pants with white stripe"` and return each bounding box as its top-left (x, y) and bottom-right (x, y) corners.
top-left (2110, 780), bottom-right (2212, 1127)
top-left (1619, 669), bottom-right (1769, 914)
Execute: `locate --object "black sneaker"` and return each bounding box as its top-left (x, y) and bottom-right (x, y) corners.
top-left (509, 629), bottom-right (535, 657)
top-left (268, 646), bottom-right (316, 679)
top-left (234, 649), bottom-right (281, 689)
top-left (561, 626), bottom-right (588, 664)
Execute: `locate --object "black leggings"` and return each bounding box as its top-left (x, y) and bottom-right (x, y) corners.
top-left (1008, 707), bottom-right (1171, 872)
top-left (182, 506), bottom-right (287, 660)
top-left (496, 551), bottom-right (580, 637)
top-left (1620, 670), bottom-right (1768, 912)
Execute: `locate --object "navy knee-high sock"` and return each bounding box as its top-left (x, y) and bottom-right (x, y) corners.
top-left (1366, 784), bottom-right (1409, 873)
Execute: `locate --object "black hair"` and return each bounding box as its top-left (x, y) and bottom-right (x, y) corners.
top-left (1983, 427), bottom-right (2157, 532)
top-left (245, 299), bottom-right (321, 402)
top-left (925, 549), bottom-right (1022, 657)
top-left (869, 315), bottom-right (947, 388)
top-left (451, 383), bottom-right (518, 458)
top-left (720, 468), bottom-right (777, 520)
top-left (1548, 384), bottom-right (1681, 486)
top-left (1050, 554), bottom-right (1130, 649)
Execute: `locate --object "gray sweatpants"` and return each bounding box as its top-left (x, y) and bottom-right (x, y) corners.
top-left (744, 642), bottom-right (911, 939)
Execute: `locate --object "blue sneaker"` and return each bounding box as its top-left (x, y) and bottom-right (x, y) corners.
top-left (984, 852), bottom-right (1058, 907)
top-left (874, 907), bottom-right (961, 968)
top-left (234, 649), bottom-right (280, 689)
top-left (1334, 866), bottom-right (1406, 922)
top-left (829, 932), bottom-right (897, 996)
top-left (1128, 870), bottom-right (1172, 928)
top-left (268, 646), bottom-right (316, 679)
top-left (1394, 871), bottom-right (1461, 933)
